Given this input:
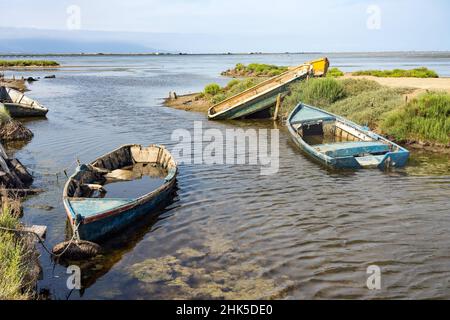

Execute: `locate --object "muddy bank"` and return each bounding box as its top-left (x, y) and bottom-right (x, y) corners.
top-left (0, 78), bottom-right (27, 92)
top-left (164, 93), bottom-right (211, 113)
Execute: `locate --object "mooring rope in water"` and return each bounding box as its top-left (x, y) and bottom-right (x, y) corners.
top-left (0, 222), bottom-right (80, 259)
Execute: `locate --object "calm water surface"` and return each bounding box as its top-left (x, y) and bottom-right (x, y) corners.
top-left (3, 53), bottom-right (450, 299)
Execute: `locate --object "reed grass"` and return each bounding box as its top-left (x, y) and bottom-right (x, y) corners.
top-left (281, 78), bottom-right (345, 115)
top-left (0, 60), bottom-right (59, 67)
top-left (381, 91), bottom-right (450, 144)
top-left (0, 196), bottom-right (29, 300)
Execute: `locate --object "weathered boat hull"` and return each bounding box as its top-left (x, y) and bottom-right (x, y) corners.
top-left (63, 178), bottom-right (176, 241)
top-left (0, 86), bottom-right (48, 117)
top-left (209, 83), bottom-right (292, 120)
top-left (63, 144), bottom-right (178, 242)
top-left (3, 102), bottom-right (48, 117)
top-left (287, 103), bottom-right (409, 170)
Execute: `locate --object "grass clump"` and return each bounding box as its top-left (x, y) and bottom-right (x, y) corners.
top-left (222, 63), bottom-right (288, 77)
top-left (0, 60), bottom-right (59, 67)
top-left (0, 105), bottom-right (11, 124)
top-left (326, 67), bottom-right (344, 78)
top-left (381, 91), bottom-right (450, 144)
top-left (282, 78), bottom-right (345, 115)
top-left (204, 83), bottom-right (221, 96)
top-left (203, 78), bottom-right (264, 105)
top-left (0, 197), bottom-right (29, 300)
top-left (353, 67), bottom-right (438, 78)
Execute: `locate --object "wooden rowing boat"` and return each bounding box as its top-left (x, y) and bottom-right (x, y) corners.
top-left (208, 57), bottom-right (329, 120)
top-left (0, 86), bottom-right (48, 117)
top-left (287, 103), bottom-right (409, 169)
top-left (63, 144), bottom-right (177, 242)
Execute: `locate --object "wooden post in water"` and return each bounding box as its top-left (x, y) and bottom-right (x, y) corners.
top-left (273, 93), bottom-right (281, 121)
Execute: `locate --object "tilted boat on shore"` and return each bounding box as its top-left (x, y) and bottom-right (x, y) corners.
top-left (208, 57), bottom-right (329, 120)
top-left (287, 103), bottom-right (409, 169)
top-left (63, 144), bottom-right (177, 242)
top-left (0, 86), bottom-right (48, 117)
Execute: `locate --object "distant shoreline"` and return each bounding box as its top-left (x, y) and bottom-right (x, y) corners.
top-left (1, 51), bottom-right (450, 57)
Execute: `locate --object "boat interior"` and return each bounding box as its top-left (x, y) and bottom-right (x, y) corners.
top-left (64, 145), bottom-right (176, 199)
top-left (294, 118), bottom-right (396, 166)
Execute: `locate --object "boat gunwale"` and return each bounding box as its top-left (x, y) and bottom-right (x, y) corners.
top-left (62, 143), bottom-right (178, 225)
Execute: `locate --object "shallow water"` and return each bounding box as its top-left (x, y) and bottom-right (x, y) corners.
top-left (2, 53), bottom-right (450, 299)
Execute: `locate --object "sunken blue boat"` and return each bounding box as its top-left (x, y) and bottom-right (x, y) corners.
top-left (63, 144), bottom-right (177, 242)
top-left (287, 103), bottom-right (409, 169)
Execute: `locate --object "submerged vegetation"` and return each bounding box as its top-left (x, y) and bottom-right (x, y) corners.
top-left (0, 60), bottom-right (60, 67)
top-left (353, 67), bottom-right (438, 78)
top-left (282, 77), bottom-right (449, 146)
top-left (0, 197), bottom-right (29, 300)
top-left (221, 63), bottom-right (288, 77)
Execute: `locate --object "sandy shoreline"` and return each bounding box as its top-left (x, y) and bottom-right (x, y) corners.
top-left (344, 73), bottom-right (450, 92)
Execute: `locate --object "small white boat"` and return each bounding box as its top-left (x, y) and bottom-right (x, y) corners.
top-left (0, 86), bottom-right (48, 117)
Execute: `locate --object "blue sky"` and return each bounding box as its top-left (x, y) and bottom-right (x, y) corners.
top-left (0, 0), bottom-right (449, 53)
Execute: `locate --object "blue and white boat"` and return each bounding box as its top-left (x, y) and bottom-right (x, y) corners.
top-left (63, 144), bottom-right (177, 242)
top-left (287, 103), bottom-right (409, 169)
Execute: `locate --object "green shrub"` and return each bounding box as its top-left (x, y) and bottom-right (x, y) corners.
top-left (225, 79), bottom-right (240, 89)
top-left (326, 67), bottom-right (344, 78)
top-left (353, 67), bottom-right (438, 78)
top-left (381, 91), bottom-right (450, 144)
top-left (282, 78), bottom-right (345, 115)
top-left (205, 78), bottom-right (264, 105)
top-left (227, 63), bottom-right (288, 77)
top-left (204, 83), bottom-right (221, 95)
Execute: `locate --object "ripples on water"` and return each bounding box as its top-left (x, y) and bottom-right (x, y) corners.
top-left (3, 53), bottom-right (450, 299)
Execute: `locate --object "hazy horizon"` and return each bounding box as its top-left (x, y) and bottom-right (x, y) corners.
top-left (0, 0), bottom-right (449, 53)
